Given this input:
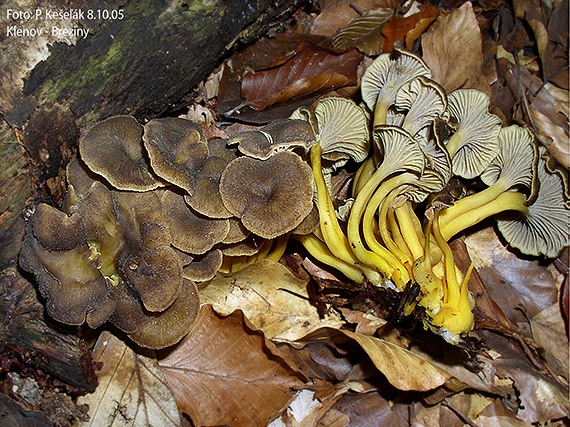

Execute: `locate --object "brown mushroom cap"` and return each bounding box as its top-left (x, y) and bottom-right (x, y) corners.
top-left (113, 190), bottom-right (183, 313)
top-left (184, 154), bottom-right (234, 218)
top-left (219, 151), bottom-right (314, 239)
top-left (221, 234), bottom-right (268, 257)
top-left (143, 118), bottom-right (209, 194)
top-left (79, 116), bottom-right (162, 191)
top-left (222, 217), bottom-right (251, 245)
top-left (159, 188), bottom-right (230, 254)
top-left (126, 279), bottom-right (200, 349)
top-left (227, 119), bottom-right (316, 160)
top-left (182, 249), bottom-right (224, 282)
top-left (19, 203), bottom-right (116, 328)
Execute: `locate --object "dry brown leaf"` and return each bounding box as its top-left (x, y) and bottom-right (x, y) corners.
top-left (477, 331), bottom-right (570, 424)
top-left (331, 391), bottom-right (408, 427)
top-left (241, 42), bottom-right (363, 111)
top-left (381, 4), bottom-right (439, 52)
top-left (331, 8), bottom-right (393, 55)
top-left (77, 331), bottom-right (182, 427)
top-left (159, 305), bottom-right (305, 427)
top-left (530, 303), bottom-right (569, 380)
top-left (299, 328), bottom-right (452, 391)
top-left (464, 227), bottom-right (561, 321)
top-left (199, 259), bottom-right (344, 341)
top-left (275, 341), bottom-right (355, 382)
top-left (421, 2), bottom-right (491, 95)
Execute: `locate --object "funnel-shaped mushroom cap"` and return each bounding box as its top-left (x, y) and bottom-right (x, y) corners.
top-left (373, 126), bottom-right (425, 177)
top-left (497, 150), bottom-right (570, 258)
top-left (113, 190), bottom-right (182, 313)
top-left (19, 203), bottom-right (117, 329)
top-left (222, 217), bottom-right (251, 245)
top-left (127, 279), bottom-right (199, 349)
top-left (444, 89), bottom-right (502, 179)
top-left (143, 118), bottom-right (209, 194)
top-left (417, 129), bottom-right (452, 187)
top-left (314, 97), bottom-right (370, 163)
top-left (184, 154), bottom-right (235, 219)
top-left (64, 158), bottom-right (98, 205)
top-left (361, 48), bottom-right (431, 125)
top-left (219, 151), bottom-right (314, 239)
top-left (79, 116), bottom-right (161, 191)
top-left (182, 249), bottom-right (224, 282)
top-left (159, 189), bottom-right (229, 255)
top-left (228, 119), bottom-right (316, 160)
top-left (394, 76), bottom-right (447, 137)
top-left (480, 125), bottom-right (537, 195)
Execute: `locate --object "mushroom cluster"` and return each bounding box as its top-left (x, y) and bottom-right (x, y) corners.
top-left (18, 48), bottom-right (569, 348)
top-left (297, 47), bottom-right (569, 344)
top-left (19, 115), bottom-right (317, 348)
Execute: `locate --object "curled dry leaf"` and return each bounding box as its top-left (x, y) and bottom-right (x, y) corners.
top-left (332, 8), bottom-right (393, 55)
top-left (199, 259), bottom-right (344, 341)
top-left (159, 305), bottom-right (305, 427)
top-left (241, 42), bottom-right (363, 111)
top-left (381, 4), bottom-right (439, 52)
top-left (298, 327), bottom-right (452, 391)
top-left (77, 331), bottom-right (182, 427)
top-left (421, 2), bottom-right (491, 95)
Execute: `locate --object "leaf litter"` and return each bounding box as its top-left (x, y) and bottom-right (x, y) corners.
top-left (6, 0), bottom-right (569, 426)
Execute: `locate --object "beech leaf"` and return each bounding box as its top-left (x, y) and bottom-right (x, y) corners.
top-left (77, 331), bottom-right (182, 427)
top-left (421, 2), bottom-right (491, 95)
top-left (332, 8), bottom-right (393, 55)
top-left (241, 42), bottom-right (363, 111)
top-left (299, 328), bottom-right (452, 391)
top-left (159, 305), bottom-right (305, 427)
top-left (199, 259), bottom-right (344, 341)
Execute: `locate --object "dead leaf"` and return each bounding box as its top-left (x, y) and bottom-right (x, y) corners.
top-left (331, 391), bottom-right (408, 427)
top-left (381, 4), bottom-right (439, 52)
top-left (299, 328), bottom-right (452, 391)
top-left (332, 8), bottom-right (393, 55)
top-left (464, 227), bottom-right (561, 321)
top-left (530, 303), bottom-right (569, 380)
top-left (159, 305), bottom-right (305, 427)
top-left (199, 259), bottom-right (344, 341)
top-left (421, 2), bottom-right (491, 95)
top-left (77, 331), bottom-right (182, 427)
top-left (241, 42), bottom-right (363, 111)
top-left (275, 341), bottom-right (355, 382)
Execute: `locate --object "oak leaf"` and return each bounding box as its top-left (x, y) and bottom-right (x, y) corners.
top-left (159, 305), bottom-right (305, 427)
top-left (199, 259), bottom-right (344, 341)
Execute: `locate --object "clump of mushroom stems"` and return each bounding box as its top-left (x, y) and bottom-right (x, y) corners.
top-left (298, 50), bottom-right (569, 344)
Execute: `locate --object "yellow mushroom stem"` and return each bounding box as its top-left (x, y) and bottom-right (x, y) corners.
top-left (413, 217), bottom-right (444, 316)
top-left (352, 157), bottom-right (377, 198)
top-left (265, 233), bottom-right (290, 262)
top-left (440, 190), bottom-right (527, 242)
top-left (348, 172), bottom-right (413, 290)
top-left (438, 180), bottom-right (510, 229)
top-left (365, 186), bottom-right (412, 270)
top-left (387, 205), bottom-right (413, 262)
top-left (394, 200), bottom-right (425, 262)
top-left (295, 233), bottom-right (366, 284)
top-left (373, 100), bottom-right (390, 127)
top-left (310, 143), bottom-right (360, 267)
top-left (428, 210), bottom-right (474, 342)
